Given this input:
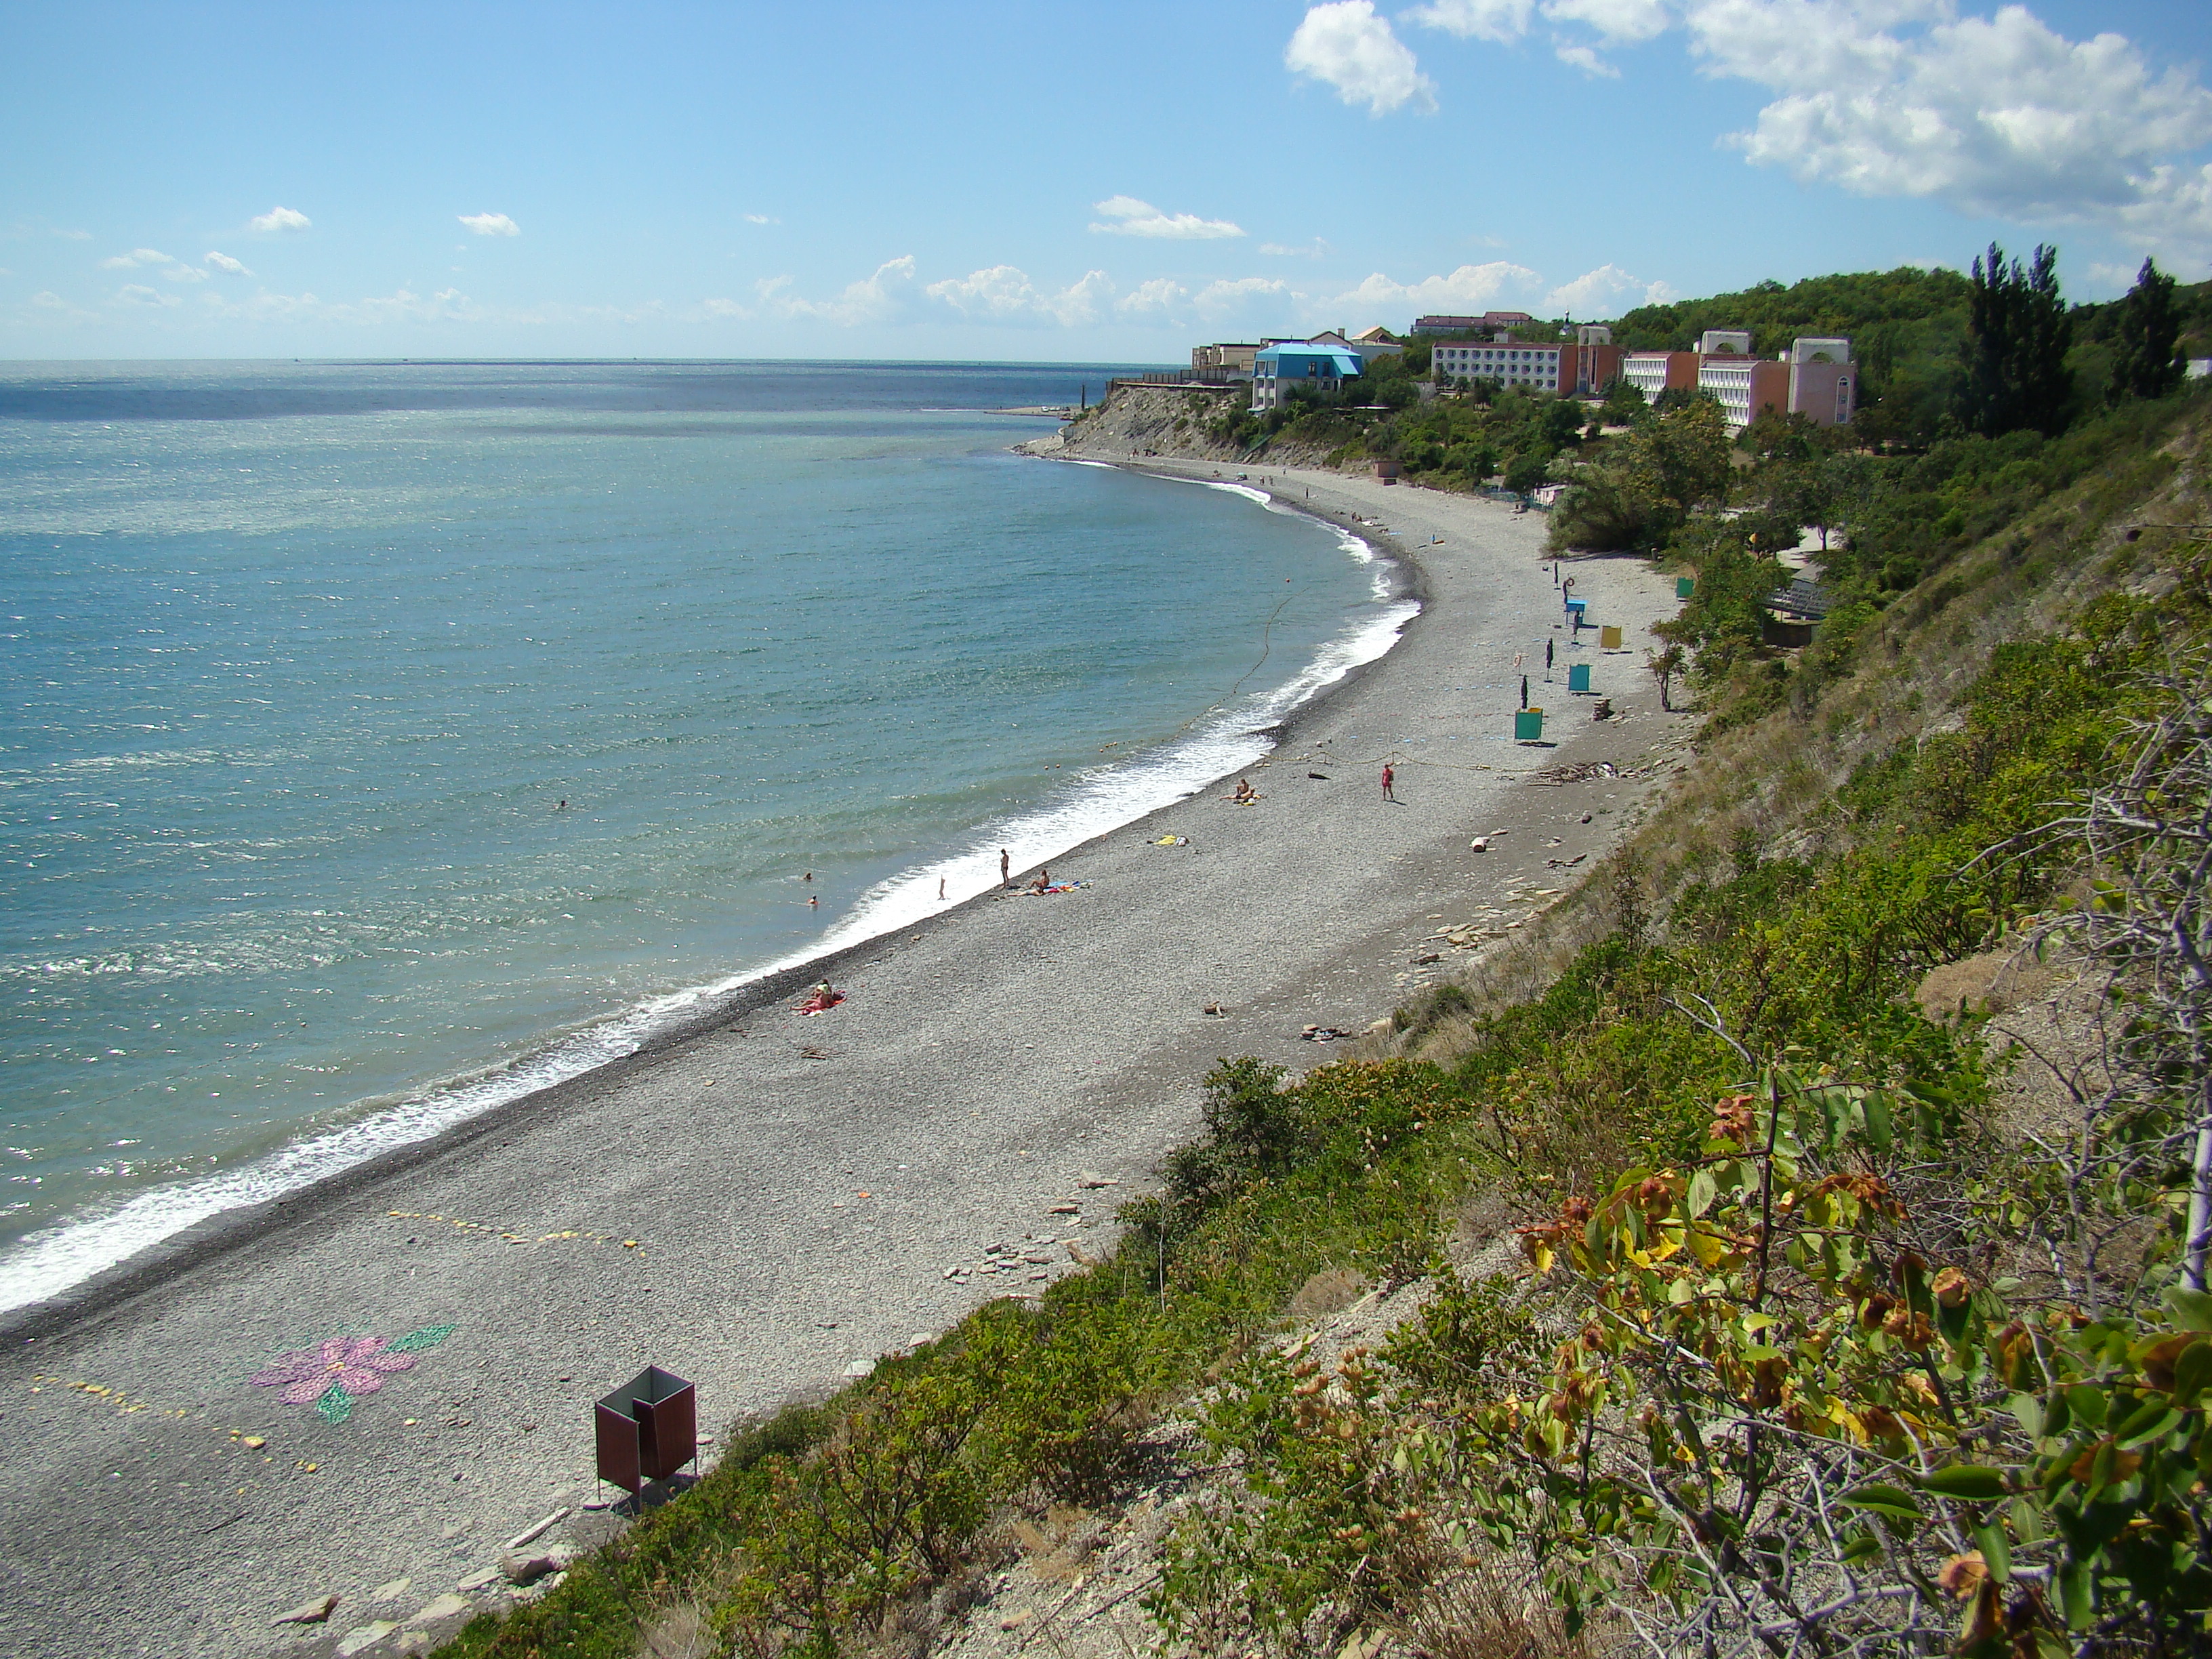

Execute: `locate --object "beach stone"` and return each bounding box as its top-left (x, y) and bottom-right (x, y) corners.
top-left (336, 1622), bottom-right (400, 1656)
top-left (371, 1578), bottom-right (411, 1603)
top-left (456, 1568), bottom-right (501, 1594)
top-left (1046, 1202), bottom-right (1079, 1215)
top-left (843, 1359), bottom-right (874, 1378)
top-left (1077, 1170), bottom-right (1118, 1187)
top-left (397, 1635), bottom-right (434, 1656)
top-left (406, 1593), bottom-right (472, 1625)
top-left (500, 1545), bottom-right (574, 1586)
top-left (272, 1593), bottom-right (339, 1626)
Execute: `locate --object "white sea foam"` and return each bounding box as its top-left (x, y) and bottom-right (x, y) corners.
top-left (0, 486), bottom-right (1418, 1317)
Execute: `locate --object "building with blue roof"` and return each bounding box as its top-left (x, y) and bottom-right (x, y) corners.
top-left (1250, 342), bottom-right (1363, 411)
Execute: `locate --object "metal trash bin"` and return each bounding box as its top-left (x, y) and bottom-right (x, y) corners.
top-left (596, 1366), bottom-right (697, 1495)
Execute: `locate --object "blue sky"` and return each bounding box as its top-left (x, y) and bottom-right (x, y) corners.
top-left (3, 0), bottom-right (2207, 361)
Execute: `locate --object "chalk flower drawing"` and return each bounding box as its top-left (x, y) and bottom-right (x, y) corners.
top-left (251, 1324), bottom-right (456, 1422)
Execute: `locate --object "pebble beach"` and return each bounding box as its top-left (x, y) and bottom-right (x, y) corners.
top-left (0, 461), bottom-right (1694, 1658)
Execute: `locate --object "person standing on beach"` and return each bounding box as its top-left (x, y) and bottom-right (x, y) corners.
top-left (1380, 763), bottom-right (1395, 802)
top-left (1521, 675), bottom-right (1530, 710)
top-left (1546, 638), bottom-right (1555, 678)
top-left (1000, 848), bottom-right (1010, 888)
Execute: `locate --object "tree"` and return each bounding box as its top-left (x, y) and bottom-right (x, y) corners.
top-left (1624, 398), bottom-right (1734, 516)
top-left (1598, 376), bottom-right (1646, 426)
top-left (1645, 643), bottom-right (1684, 711)
top-left (1957, 241), bottom-right (2073, 437)
top-left (2110, 256), bottom-right (2188, 403)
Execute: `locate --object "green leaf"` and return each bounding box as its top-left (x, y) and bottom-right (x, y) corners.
top-left (2059, 1559), bottom-right (2092, 1631)
top-left (1686, 1168), bottom-right (1717, 1218)
top-left (2173, 1340), bottom-right (2212, 1405)
top-left (2164, 1286), bottom-right (2212, 1332)
top-left (1862, 1090), bottom-right (1893, 1151)
top-left (314, 1383), bottom-right (352, 1425)
top-left (1921, 1465), bottom-right (2007, 1502)
top-left (1841, 1483), bottom-right (1924, 1521)
top-left (2064, 1385), bottom-right (2108, 1427)
top-left (2007, 1393), bottom-right (2045, 1438)
top-left (1972, 1520), bottom-right (2012, 1583)
top-left (387, 1322), bottom-right (459, 1354)
top-left (2113, 1401), bottom-right (2184, 1448)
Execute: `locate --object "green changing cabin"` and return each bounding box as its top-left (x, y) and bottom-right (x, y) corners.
top-left (1568, 662), bottom-right (1592, 693)
top-left (1515, 707), bottom-right (1545, 742)
top-left (1677, 576), bottom-right (1696, 599)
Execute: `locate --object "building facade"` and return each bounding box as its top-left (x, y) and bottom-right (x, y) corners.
top-left (1620, 335), bottom-right (1858, 431)
top-left (1190, 342), bottom-right (1259, 377)
top-left (1412, 310), bottom-right (1536, 337)
top-left (1250, 344), bottom-right (1363, 411)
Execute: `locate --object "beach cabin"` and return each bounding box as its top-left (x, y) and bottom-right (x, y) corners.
top-left (1250, 344), bottom-right (1363, 412)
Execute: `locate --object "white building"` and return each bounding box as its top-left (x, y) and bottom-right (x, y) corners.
top-left (1429, 339), bottom-right (1568, 392)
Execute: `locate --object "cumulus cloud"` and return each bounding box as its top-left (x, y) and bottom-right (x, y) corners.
top-left (203, 251), bottom-right (252, 275)
top-left (1401, 0), bottom-right (2212, 262)
top-left (1260, 238), bottom-right (1335, 258)
top-left (1286, 1), bottom-right (1438, 114)
top-left (113, 284), bottom-right (181, 308)
top-left (756, 255), bottom-right (918, 327)
top-left (1089, 196), bottom-right (1246, 239)
top-left (1115, 278), bottom-right (1187, 318)
top-left (1686, 1), bottom-right (2212, 242)
top-left (1194, 276), bottom-right (1292, 319)
top-left (100, 247), bottom-right (175, 269)
top-left (249, 205), bottom-right (312, 233)
top-left (458, 212), bottom-right (520, 237)
top-left (1543, 263), bottom-right (1679, 314)
top-left (1404, 0), bottom-right (1535, 42)
top-left (1325, 260), bottom-right (1540, 316)
top-left (743, 213), bottom-right (778, 224)
top-left (924, 265), bottom-right (1114, 327)
top-left (1408, 0), bottom-right (1661, 71)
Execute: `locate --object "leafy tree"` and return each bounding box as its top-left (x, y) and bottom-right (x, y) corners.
top-left (1599, 375), bottom-right (1646, 426)
top-left (1624, 398), bottom-right (1734, 517)
top-left (1957, 241), bottom-right (2074, 438)
top-left (2109, 256), bottom-right (2188, 403)
top-left (1502, 450), bottom-right (1552, 495)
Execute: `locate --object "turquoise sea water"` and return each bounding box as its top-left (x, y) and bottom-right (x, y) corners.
top-left (0, 361), bottom-right (1413, 1311)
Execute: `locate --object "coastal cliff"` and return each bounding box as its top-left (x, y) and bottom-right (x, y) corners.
top-left (1020, 380), bottom-right (1352, 470)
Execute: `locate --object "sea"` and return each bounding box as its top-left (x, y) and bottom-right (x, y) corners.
top-left (0, 359), bottom-right (1416, 1314)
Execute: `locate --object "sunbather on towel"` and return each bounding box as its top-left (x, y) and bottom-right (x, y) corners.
top-left (797, 981), bottom-right (844, 1015)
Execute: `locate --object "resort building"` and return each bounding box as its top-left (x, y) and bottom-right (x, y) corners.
top-left (1250, 342), bottom-right (1363, 411)
top-left (1412, 310), bottom-right (1536, 337)
top-left (1620, 335), bottom-right (1858, 432)
top-left (1307, 329), bottom-right (1406, 367)
top-left (1430, 337), bottom-right (1570, 392)
top-left (1190, 342), bottom-right (1259, 377)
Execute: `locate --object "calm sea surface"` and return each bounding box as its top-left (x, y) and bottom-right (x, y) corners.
top-left (0, 360), bottom-right (1412, 1310)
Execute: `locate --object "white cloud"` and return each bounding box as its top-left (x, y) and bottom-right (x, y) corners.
top-left (1543, 263), bottom-right (1679, 314)
top-left (203, 251), bottom-right (252, 276)
top-left (161, 263), bottom-right (207, 283)
top-left (1325, 260), bottom-right (1540, 317)
top-left (1555, 43), bottom-right (1618, 75)
top-left (924, 265), bottom-right (1114, 327)
top-left (1404, 0), bottom-right (1536, 43)
top-left (100, 247), bottom-right (175, 269)
top-left (1088, 196), bottom-right (1246, 240)
top-left (1194, 276), bottom-right (1292, 321)
top-left (1547, 0), bottom-right (1670, 43)
top-left (756, 255), bottom-right (918, 326)
top-left (1689, 2), bottom-right (2212, 232)
top-left (1115, 278), bottom-right (1187, 318)
top-left (113, 284), bottom-right (181, 308)
top-left (54, 228), bottom-right (91, 241)
top-left (249, 206), bottom-right (312, 234)
top-left (458, 212), bottom-right (520, 237)
top-left (743, 213), bottom-right (779, 225)
top-left (1286, 2), bottom-right (1438, 115)
top-left (1260, 238), bottom-right (1335, 258)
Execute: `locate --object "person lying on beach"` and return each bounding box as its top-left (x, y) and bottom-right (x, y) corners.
top-left (1225, 778), bottom-right (1259, 804)
top-left (1025, 868), bottom-right (1051, 895)
top-left (797, 981), bottom-right (844, 1015)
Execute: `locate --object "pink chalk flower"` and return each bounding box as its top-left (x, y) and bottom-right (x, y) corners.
top-left (252, 1336), bottom-right (417, 1406)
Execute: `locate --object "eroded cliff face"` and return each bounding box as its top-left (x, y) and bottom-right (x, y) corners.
top-left (1017, 382), bottom-right (1348, 470)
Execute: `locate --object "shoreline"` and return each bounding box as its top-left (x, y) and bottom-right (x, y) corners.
top-left (0, 473), bottom-right (1420, 1339)
top-left (0, 460), bottom-right (1694, 1659)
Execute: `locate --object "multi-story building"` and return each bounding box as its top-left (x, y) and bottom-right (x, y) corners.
top-left (1620, 335), bottom-right (1858, 431)
top-left (1250, 342), bottom-right (1363, 411)
top-left (1190, 342), bottom-right (1259, 377)
top-left (1429, 337), bottom-right (1570, 392)
top-left (1307, 329), bottom-right (1406, 368)
top-left (1412, 310), bottom-right (1535, 337)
